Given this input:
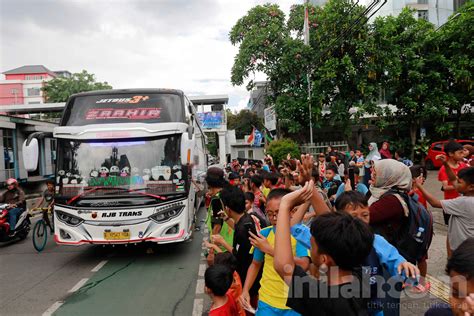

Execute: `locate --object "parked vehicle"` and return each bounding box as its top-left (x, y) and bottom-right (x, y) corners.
top-left (425, 139), bottom-right (474, 169)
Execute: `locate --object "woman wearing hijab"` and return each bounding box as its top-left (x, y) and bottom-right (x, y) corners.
top-left (379, 141), bottom-right (393, 159)
top-left (363, 142), bottom-right (381, 186)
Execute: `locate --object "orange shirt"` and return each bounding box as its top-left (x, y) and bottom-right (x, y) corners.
top-left (228, 272), bottom-right (245, 316)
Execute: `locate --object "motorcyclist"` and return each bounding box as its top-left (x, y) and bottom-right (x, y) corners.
top-left (0, 178), bottom-right (26, 235)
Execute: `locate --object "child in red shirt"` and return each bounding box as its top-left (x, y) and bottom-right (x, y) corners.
top-left (438, 141), bottom-right (468, 223)
top-left (205, 264), bottom-right (239, 316)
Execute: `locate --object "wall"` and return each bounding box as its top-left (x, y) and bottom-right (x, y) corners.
top-left (0, 83), bottom-right (24, 105)
top-left (230, 145), bottom-right (265, 161)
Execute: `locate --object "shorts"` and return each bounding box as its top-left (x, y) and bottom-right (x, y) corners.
top-left (256, 300), bottom-right (301, 316)
top-left (442, 211), bottom-right (451, 225)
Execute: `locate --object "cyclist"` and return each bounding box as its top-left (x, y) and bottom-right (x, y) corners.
top-left (32, 180), bottom-right (55, 233)
top-left (0, 178), bottom-right (26, 236)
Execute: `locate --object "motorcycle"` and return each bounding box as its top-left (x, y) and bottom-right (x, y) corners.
top-left (0, 203), bottom-right (31, 242)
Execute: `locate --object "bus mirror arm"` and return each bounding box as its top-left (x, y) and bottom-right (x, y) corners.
top-left (187, 126), bottom-right (194, 140)
top-left (25, 132), bottom-right (53, 146)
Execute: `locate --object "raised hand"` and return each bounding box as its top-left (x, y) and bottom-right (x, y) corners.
top-left (297, 154), bottom-right (314, 184)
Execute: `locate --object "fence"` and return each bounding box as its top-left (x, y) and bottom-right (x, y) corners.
top-left (300, 141), bottom-right (349, 156)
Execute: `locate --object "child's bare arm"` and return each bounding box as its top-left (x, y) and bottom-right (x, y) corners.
top-left (416, 178), bottom-right (442, 208)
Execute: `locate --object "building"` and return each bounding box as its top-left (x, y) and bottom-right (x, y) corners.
top-left (0, 65), bottom-right (71, 106)
top-left (247, 81), bottom-right (270, 118)
top-left (309, 0), bottom-right (328, 6)
top-left (369, 0), bottom-right (467, 27)
top-left (0, 115), bottom-right (56, 183)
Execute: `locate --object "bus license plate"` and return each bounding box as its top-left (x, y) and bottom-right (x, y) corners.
top-left (104, 231), bottom-right (130, 240)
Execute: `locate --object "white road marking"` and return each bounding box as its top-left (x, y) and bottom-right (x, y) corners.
top-left (68, 278), bottom-right (89, 293)
top-left (196, 279), bottom-right (204, 294)
top-left (198, 264), bottom-right (206, 277)
top-left (42, 301), bottom-right (63, 316)
top-left (192, 298), bottom-right (204, 316)
top-left (91, 260), bottom-right (108, 272)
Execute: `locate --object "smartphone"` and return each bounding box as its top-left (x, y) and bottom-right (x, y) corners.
top-left (244, 222), bottom-right (258, 236)
top-left (348, 167), bottom-right (355, 190)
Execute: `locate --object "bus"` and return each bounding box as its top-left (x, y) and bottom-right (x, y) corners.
top-left (23, 89), bottom-right (208, 245)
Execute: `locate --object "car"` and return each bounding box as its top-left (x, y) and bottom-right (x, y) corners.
top-left (425, 139), bottom-right (474, 169)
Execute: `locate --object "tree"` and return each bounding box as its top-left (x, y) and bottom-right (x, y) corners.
top-left (230, 1), bottom-right (380, 138)
top-left (372, 9), bottom-right (447, 159)
top-left (42, 70), bottom-right (112, 102)
top-left (266, 138), bottom-right (301, 165)
top-left (433, 2), bottom-right (474, 137)
top-left (226, 109), bottom-right (263, 139)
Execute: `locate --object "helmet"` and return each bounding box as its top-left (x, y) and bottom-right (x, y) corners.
top-left (6, 178), bottom-right (18, 186)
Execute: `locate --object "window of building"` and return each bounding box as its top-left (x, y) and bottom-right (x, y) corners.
top-left (248, 150), bottom-right (254, 159)
top-left (50, 139), bottom-right (57, 171)
top-left (418, 0), bottom-right (428, 4)
top-left (28, 101), bottom-right (41, 104)
top-left (237, 150), bottom-right (245, 158)
top-left (27, 88), bottom-right (41, 96)
top-left (418, 10), bottom-right (429, 21)
top-left (453, 0), bottom-right (467, 11)
top-left (2, 129), bottom-right (16, 179)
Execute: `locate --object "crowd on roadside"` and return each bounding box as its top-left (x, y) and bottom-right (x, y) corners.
top-left (202, 140), bottom-right (474, 316)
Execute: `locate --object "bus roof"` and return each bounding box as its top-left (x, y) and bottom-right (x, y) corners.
top-left (69, 88), bottom-right (185, 99)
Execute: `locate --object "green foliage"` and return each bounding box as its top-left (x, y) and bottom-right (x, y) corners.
top-left (43, 70), bottom-right (112, 102)
top-left (267, 138), bottom-right (301, 165)
top-left (226, 109), bottom-right (263, 139)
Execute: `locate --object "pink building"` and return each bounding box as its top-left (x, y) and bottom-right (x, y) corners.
top-left (0, 65), bottom-right (70, 106)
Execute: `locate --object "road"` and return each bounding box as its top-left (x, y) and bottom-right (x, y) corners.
top-left (0, 207), bottom-right (207, 316)
top-left (1, 171), bottom-right (451, 316)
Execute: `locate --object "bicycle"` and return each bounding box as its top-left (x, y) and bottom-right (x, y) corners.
top-left (31, 207), bottom-right (54, 252)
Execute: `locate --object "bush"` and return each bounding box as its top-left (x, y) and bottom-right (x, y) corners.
top-left (267, 138), bottom-right (301, 166)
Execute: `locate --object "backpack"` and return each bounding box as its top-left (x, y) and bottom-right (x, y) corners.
top-left (380, 189), bottom-right (434, 264)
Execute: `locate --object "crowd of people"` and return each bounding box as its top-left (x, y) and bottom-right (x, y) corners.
top-left (202, 140), bottom-right (474, 316)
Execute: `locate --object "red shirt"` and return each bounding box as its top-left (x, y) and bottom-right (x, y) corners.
top-left (410, 188), bottom-right (427, 209)
top-left (253, 190), bottom-right (263, 209)
top-left (209, 293), bottom-right (239, 316)
top-left (438, 162), bottom-right (468, 200)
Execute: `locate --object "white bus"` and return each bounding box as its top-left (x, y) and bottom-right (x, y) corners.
top-left (23, 89), bottom-right (208, 245)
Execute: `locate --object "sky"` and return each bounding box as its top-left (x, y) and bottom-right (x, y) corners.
top-left (0, 0), bottom-right (302, 111)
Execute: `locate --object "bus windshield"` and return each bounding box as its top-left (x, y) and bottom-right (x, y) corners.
top-left (61, 93), bottom-right (185, 126)
top-left (55, 135), bottom-right (187, 206)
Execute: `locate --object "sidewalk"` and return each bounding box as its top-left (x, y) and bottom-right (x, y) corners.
top-left (400, 170), bottom-right (450, 316)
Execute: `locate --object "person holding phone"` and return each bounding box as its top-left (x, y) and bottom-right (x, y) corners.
top-left (210, 186), bottom-right (264, 311)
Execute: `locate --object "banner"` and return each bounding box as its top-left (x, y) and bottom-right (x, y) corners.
top-left (197, 111), bottom-right (223, 129)
top-left (264, 106), bottom-right (277, 131)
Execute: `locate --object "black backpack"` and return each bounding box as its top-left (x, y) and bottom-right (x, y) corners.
top-left (380, 189), bottom-right (434, 264)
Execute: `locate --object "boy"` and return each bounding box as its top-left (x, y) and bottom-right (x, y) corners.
top-left (273, 182), bottom-right (374, 315)
top-left (438, 141), bottom-right (469, 225)
top-left (214, 253), bottom-right (246, 316)
top-left (322, 165), bottom-right (342, 202)
top-left (250, 175), bottom-right (266, 210)
top-left (425, 238), bottom-right (474, 316)
top-left (240, 189), bottom-right (311, 315)
top-left (32, 180), bottom-right (55, 233)
top-left (244, 192), bottom-right (269, 227)
top-left (210, 186), bottom-right (264, 305)
top-left (263, 172), bottom-right (279, 197)
top-left (205, 264), bottom-right (239, 316)
top-left (335, 191), bottom-right (420, 315)
top-left (417, 165), bottom-right (474, 254)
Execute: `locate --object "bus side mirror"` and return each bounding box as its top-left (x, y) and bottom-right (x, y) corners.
top-left (22, 138), bottom-right (39, 171)
top-left (181, 132), bottom-right (195, 165)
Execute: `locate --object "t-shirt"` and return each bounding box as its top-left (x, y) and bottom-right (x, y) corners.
top-left (233, 214), bottom-right (261, 296)
top-left (228, 272), bottom-right (245, 316)
top-left (253, 226), bottom-right (310, 310)
top-left (43, 189), bottom-right (54, 204)
top-left (441, 196), bottom-right (474, 251)
top-left (209, 293), bottom-right (239, 316)
top-left (262, 187), bottom-right (271, 198)
top-left (438, 162), bottom-right (468, 200)
top-left (286, 265), bottom-right (368, 316)
top-left (253, 190), bottom-right (264, 209)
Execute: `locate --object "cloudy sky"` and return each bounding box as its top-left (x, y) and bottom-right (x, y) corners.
top-left (0, 0), bottom-right (304, 111)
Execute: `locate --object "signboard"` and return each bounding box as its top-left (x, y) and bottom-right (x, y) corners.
top-left (197, 111), bottom-right (223, 129)
top-left (264, 106), bottom-right (276, 131)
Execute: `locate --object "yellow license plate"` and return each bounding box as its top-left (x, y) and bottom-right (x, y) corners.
top-left (104, 231), bottom-right (131, 240)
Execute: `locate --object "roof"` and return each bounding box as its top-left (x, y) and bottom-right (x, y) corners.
top-left (3, 65), bottom-right (57, 76)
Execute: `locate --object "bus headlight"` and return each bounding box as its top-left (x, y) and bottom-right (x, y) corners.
top-left (149, 205), bottom-right (184, 223)
top-left (56, 210), bottom-right (84, 227)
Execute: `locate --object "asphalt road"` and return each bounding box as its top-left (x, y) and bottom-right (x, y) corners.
top-left (0, 207), bottom-right (207, 316)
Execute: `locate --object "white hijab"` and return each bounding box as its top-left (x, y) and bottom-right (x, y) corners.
top-left (368, 159), bottom-right (412, 206)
